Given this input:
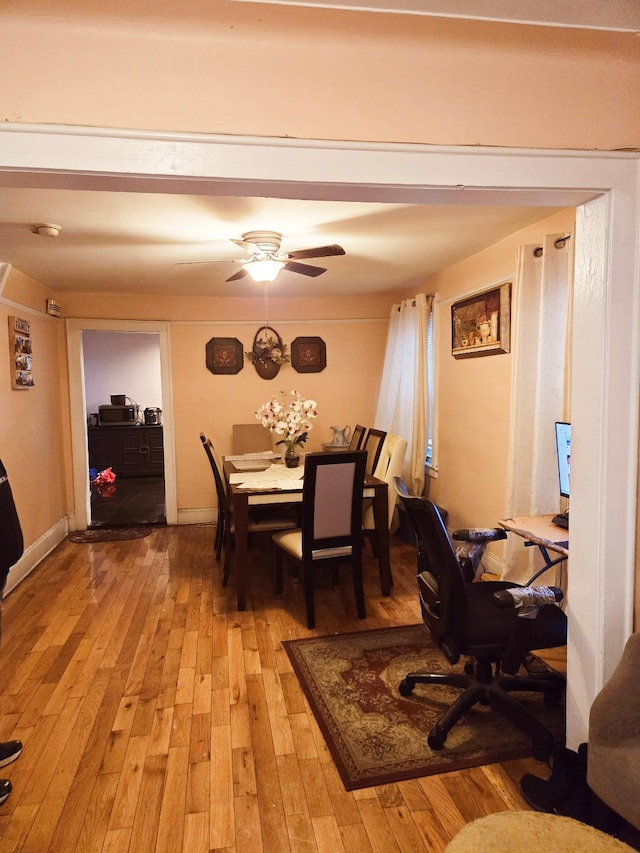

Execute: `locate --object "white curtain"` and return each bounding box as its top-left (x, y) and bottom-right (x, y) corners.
top-left (374, 293), bottom-right (432, 496)
top-left (503, 233), bottom-right (574, 582)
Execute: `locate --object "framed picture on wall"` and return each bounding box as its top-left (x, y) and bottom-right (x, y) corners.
top-left (9, 316), bottom-right (34, 389)
top-left (451, 281), bottom-right (511, 359)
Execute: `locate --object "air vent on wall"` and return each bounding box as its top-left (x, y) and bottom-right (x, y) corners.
top-left (46, 299), bottom-right (62, 317)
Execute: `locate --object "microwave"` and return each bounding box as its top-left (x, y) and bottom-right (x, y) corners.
top-left (98, 404), bottom-right (142, 426)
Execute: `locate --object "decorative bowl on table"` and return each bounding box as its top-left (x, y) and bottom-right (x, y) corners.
top-left (321, 442), bottom-right (351, 453)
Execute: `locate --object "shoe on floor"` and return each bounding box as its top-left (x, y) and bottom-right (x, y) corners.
top-left (0, 779), bottom-right (12, 805)
top-left (0, 741), bottom-right (23, 768)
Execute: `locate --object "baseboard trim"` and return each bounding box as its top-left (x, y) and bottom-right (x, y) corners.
top-left (4, 518), bottom-right (68, 596)
top-left (481, 549), bottom-right (505, 577)
top-left (178, 508), bottom-right (216, 526)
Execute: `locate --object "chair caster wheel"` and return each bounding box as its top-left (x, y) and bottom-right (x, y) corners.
top-left (464, 661), bottom-right (474, 675)
top-left (399, 679), bottom-right (414, 697)
top-left (428, 731), bottom-right (445, 751)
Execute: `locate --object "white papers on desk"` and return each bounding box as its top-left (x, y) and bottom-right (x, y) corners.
top-left (229, 465), bottom-right (304, 490)
top-left (237, 479), bottom-right (304, 490)
top-left (225, 452), bottom-right (278, 461)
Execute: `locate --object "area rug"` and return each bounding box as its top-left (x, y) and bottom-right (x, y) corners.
top-left (283, 625), bottom-right (565, 790)
top-left (68, 527), bottom-right (151, 543)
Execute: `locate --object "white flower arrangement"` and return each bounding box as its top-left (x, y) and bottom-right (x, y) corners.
top-left (255, 389), bottom-right (318, 452)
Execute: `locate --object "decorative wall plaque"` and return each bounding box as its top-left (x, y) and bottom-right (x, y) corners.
top-left (205, 337), bottom-right (243, 375)
top-left (291, 336), bottom-right (326, 373)
top-left (245, 326), bottom-right (289, 380)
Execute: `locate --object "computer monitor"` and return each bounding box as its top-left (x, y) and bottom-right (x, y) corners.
top-left (555, 421), bottom-right (571, 499)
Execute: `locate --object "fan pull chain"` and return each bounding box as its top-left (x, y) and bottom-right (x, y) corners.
top-left (264, 282), bottom-right (269, 325)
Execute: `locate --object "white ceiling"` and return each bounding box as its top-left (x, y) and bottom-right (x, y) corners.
top-left (0, 187), bottom-right (560, 298)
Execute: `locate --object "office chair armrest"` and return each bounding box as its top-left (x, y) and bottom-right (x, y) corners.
top-left (451, 527), bottom-right (508, 542)
top-left (494, 585), bottom-right (564, 611)
top-left (496, 587), bottom-right (564, 675)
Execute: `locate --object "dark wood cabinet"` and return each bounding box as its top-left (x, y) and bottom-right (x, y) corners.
top-left (88, 426), bottom-right (164, 477)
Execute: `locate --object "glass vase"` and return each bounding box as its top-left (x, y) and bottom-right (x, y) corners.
top-left (284, 446), bottom-right (300, 468)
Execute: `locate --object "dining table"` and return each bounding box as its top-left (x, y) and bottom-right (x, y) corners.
top-left (223, 453), bottom-right (392, 612)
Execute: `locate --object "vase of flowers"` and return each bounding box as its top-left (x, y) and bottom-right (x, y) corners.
top-left (255, 390), bottom-right (318, 468)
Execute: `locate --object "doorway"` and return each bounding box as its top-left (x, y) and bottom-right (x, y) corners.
top-left (67, 317), bottom-right (178, 532)
top-left (83, 329), bottom-right (166, 527)
top-left (10, 124), bottom-right (640, 750)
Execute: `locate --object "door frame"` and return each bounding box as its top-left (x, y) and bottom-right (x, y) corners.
top-left (1, 123), bottom-right (638, 746)
top-left (66, 317), bottom-right (178, 530)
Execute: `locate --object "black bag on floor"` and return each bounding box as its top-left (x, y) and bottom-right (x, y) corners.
top-left (0, 457), bottom-right (24, 595)
top-left (520, 743), bottom-right (591, 823)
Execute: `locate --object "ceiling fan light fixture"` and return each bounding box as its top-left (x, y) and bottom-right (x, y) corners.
top-left (245, 258), bottom-right (285, 283)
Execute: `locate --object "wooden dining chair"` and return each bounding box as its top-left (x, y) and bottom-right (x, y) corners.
top-left (363, 432), bottom-right (408, 553)
top-left (200, 432), bottom-right (226, 559)
top-left (362, 427), bottom-right (387, 476)
top-left (349, 424), bottom-right (366, 451)
top-left (200, 433), bottom-right (296, 586)
top-left (272, 450), bottom-right (368, 629)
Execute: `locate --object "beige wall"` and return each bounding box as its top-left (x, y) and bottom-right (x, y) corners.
top-left (0, 271), bottom-right (68, 548)
top-left (3, 273), bottom-right (389, 544)
top-left (2, 10), bottom-right (639, 151)
top-left (170, 316), bottom-right (387, 517)
top-left (425, 208), bottom-right (575, 568)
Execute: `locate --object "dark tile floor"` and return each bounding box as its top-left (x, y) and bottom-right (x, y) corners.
top-left (90, 476), bottom-right (166, 528)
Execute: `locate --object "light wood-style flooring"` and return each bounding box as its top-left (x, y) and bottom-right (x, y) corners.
top-left (0, 525), bottom-right (550, 852)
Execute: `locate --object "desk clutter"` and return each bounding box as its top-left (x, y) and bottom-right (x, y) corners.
top-left (228, 464), bottom-right (305, 490)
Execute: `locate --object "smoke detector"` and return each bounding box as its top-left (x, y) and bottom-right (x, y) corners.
top-left (31, 223), bottom-right (62, 238)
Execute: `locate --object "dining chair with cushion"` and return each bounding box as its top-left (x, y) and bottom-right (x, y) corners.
top-left (362, 427), bottom-right (387, 476)
top-left (200, 433), bottom-right (297, 586)
top-left (272, 450), bottom-right (368, 629)
top-left (349, 424), bottom-right (366, 451)
top-left (232, 423), bottom-right (273, 456)
top-left (363, 433), bottom-right (408, 550)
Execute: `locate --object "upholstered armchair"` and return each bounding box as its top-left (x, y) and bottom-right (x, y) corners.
top-left (587, 632), bottom-right (640, 832)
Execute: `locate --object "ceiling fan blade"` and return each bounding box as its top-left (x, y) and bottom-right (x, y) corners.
top-left (283, 261), bottom-right (326, 277)
top-left (231, 238), bottom-right (262, 255)
top-left (226, 268), bottom-right (249, 282)
top-left (286, 244), bottom-right (345, 260)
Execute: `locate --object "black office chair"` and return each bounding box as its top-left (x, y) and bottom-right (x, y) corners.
top-left (394, 478), bottom-right (567, 760)
top-left (272, 450), bottom-right (368, 629)
top-left (200, 434), bottom-right (296, 586)
top-left (349, 424), bottom-right (366, 451)
top-left (362, 427), bottom-right (386, 476)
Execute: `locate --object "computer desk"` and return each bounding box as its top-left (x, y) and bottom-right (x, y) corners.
top-left (498, 515), bottom-right (569, 584)
top-left (498, 515), bottom-right (569, 677)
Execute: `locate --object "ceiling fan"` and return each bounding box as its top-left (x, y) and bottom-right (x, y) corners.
top-left (176, 230), bottom-right (345, 283)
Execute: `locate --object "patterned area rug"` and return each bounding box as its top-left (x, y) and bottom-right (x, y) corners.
top-left (283, 625), bottom-right (565, 791)
top-left (68, 527), bottom-right (152, 543)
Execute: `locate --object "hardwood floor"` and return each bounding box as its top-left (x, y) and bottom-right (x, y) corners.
top-left (0, 526), bottom-right (547, 852)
